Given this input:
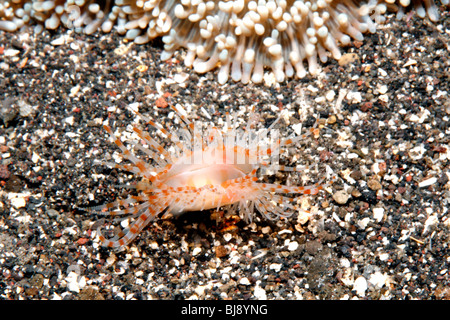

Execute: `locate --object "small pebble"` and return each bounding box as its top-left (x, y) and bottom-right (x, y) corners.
top-left (327, 114), bottom-right (337, 124)
top-left (338, 53), bottom-right (359, 66)
top-left (192, 247), bottom-right (202, 256)
top-left (377, 84), bottom-right (388, 94)
top-left (418, 177), bottom-right (437, 188)
top-left (353, 276), bottom-right (368, 297)
top-left (368, 179), bottom-right (382, 191)
top-left (269, 263), bottom-right (282, 272)
top-left (325, 90), bottom-right (336, 101)
top-left (351, 188), bottom-right (362, 197)
top-left (18, 100), bottom-right (33, 117)
top-left (368, 272), bottom-right (389, 289)
top-left (333, 190), bottom-right (350, 205)
top-left (223, 233), bottom-right (232, 242)
top-left (4, 49), bottom-right (20, 56)
top-left (136, 65), bottom-right (148, 72)
top-left (215, 245), bottom-right (228, 258)
top-left (51, 35), bottom-right (72, 46)
top-left (239, 277), bottom-right (251, 285)
top-left (373, 207), bottom-right (385, 222)
top-left (9, 193), bottom-right (27, 209)
top-left (287, 241), bottom-right (299, 251)
top-left (261, 226), bottom-right (271, 234)
top-left (403, 58), bottom-right (417, 67)
top-left (357, 217), bottom-right (371, 229)
top-left (254, 285), bottom-right (267, 300)
top-left (174, 72), bottom-right (189, 83)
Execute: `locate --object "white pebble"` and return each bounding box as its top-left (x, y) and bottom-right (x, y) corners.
top-left (192, 247), bottom-right (202, 256)
top-left (357, 217), bottom-right (371, 230)
top-left (65, 271), bottom-right (86, 293)
top-left (347, 152), bottom-right (359, 159)
top-left (4, 49), bottom-right (20, 57)
top-left (368, 271), bottom-right (389, 289)
top-left (69, 85), bottom-right (80, 97)
top-left (352, 276), bottom-right (367, 297)
top-left (346, 91), bottom-right (362, 103)
top-left (325, 90), bottom-right (335, 101)
top-left (378, 68), bottom-right (388, 77)
top-left (239, 277), bottom-right (251, 285)
top-left (174, 72), bottom-right (189, 83)
top-left (223, 233), bottom-right (232, 242)
top-left (373, 207), bottom-right (385, 222)
top-left (287, 241), bottom-right (299, 251)
top-left (340, 258), bottom-right (351, 268)
top-left (31, 152), bottom-right (40, 163)
top-left (379, 252), bottom-right (389, 261)
top-left (253, 284), bottom-right (267, 299)
top-left (403, 58), bottom-right (417, 67)
top-left (64, 115), bottom-right (74, 126)
top-left (377, 84), bottom-right (388, 94)
top-left (408, 114), bottom-right (420, 122)
top-left (51, 35), bottom-right (72, 46)
top-left (418, 177), bottom-right (437, 188)
top-left (423, 214), bottom-right (438, 234)
top-left (379, 94), bottom-right (389, 103)
top-left (269, 263), bottom-right (282, 272)
top-left (10, 195), bottom-right (27, 209)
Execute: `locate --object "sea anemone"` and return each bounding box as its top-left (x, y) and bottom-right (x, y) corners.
top-left (0, 0), bottom-right (447, 83)
top-left (91, 105), bottom-right (335, 248)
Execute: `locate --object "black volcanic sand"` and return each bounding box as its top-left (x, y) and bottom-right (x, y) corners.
top-left (0, 9), bottom-right (449, 300)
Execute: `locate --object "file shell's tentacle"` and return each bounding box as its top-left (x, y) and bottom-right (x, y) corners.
top-left (91, 105), bottom-right (335, 248)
